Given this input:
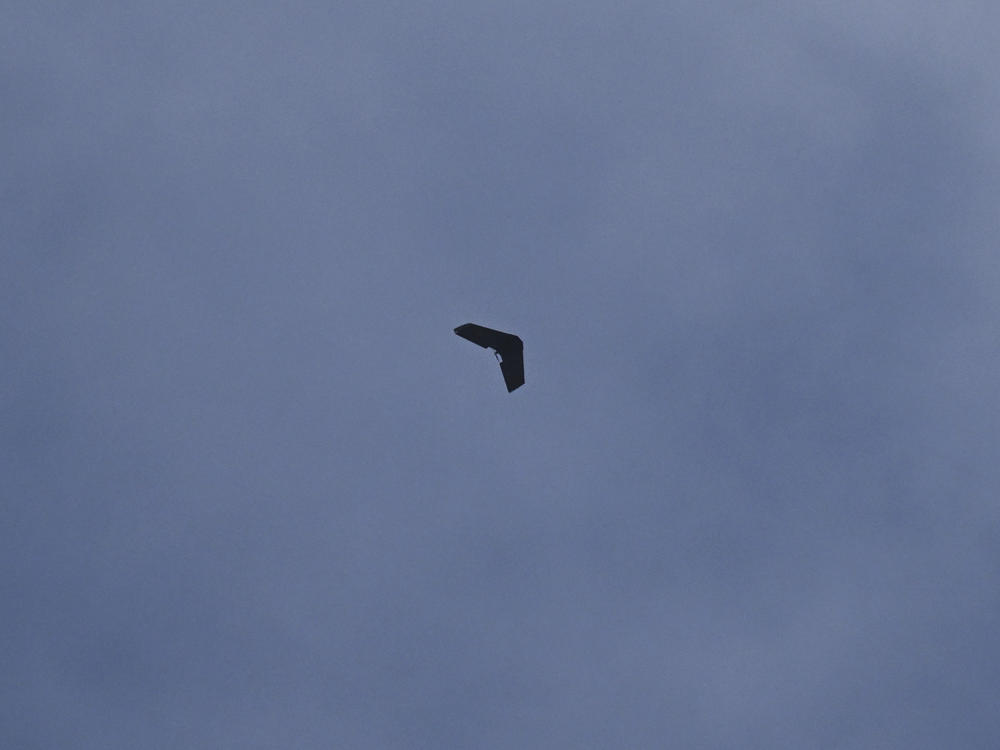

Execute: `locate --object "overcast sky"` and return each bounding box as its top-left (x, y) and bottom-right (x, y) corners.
top-left (4, 2), bottom-right (1000, 748)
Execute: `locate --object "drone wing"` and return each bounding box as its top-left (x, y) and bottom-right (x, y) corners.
top-left (454, 323), bottom-right (520, 351)
top-left (498, 346), bottom-right (525, 392)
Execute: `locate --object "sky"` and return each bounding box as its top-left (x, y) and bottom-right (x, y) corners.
top-left (3, 2), bottom-right (1000, 747)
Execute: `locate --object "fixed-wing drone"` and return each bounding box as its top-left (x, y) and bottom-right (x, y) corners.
top-left (454, 323), bottom-right (524, 392)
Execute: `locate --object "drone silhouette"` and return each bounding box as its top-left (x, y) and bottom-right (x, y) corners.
top-left (454, 323), bottom-right (524, 392)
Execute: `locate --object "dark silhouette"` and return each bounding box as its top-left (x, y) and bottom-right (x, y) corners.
top-left (454, 323), bottom-right (524, 392)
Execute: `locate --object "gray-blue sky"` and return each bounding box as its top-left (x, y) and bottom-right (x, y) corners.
top-left (4, 2), bottom-right (1000, 747)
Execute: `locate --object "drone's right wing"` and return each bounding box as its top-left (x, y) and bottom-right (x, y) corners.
top-left (499, 347), bottom-right (525, 392)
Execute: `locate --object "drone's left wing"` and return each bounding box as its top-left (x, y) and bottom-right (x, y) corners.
top-left (454, 323), bottom-right (520, 352)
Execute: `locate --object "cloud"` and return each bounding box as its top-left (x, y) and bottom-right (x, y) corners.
top-left (3, 2), bottom-right (999, 747)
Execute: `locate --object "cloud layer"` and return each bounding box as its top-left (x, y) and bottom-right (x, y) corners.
top-left (4, 2), bottom-right (999, 747)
